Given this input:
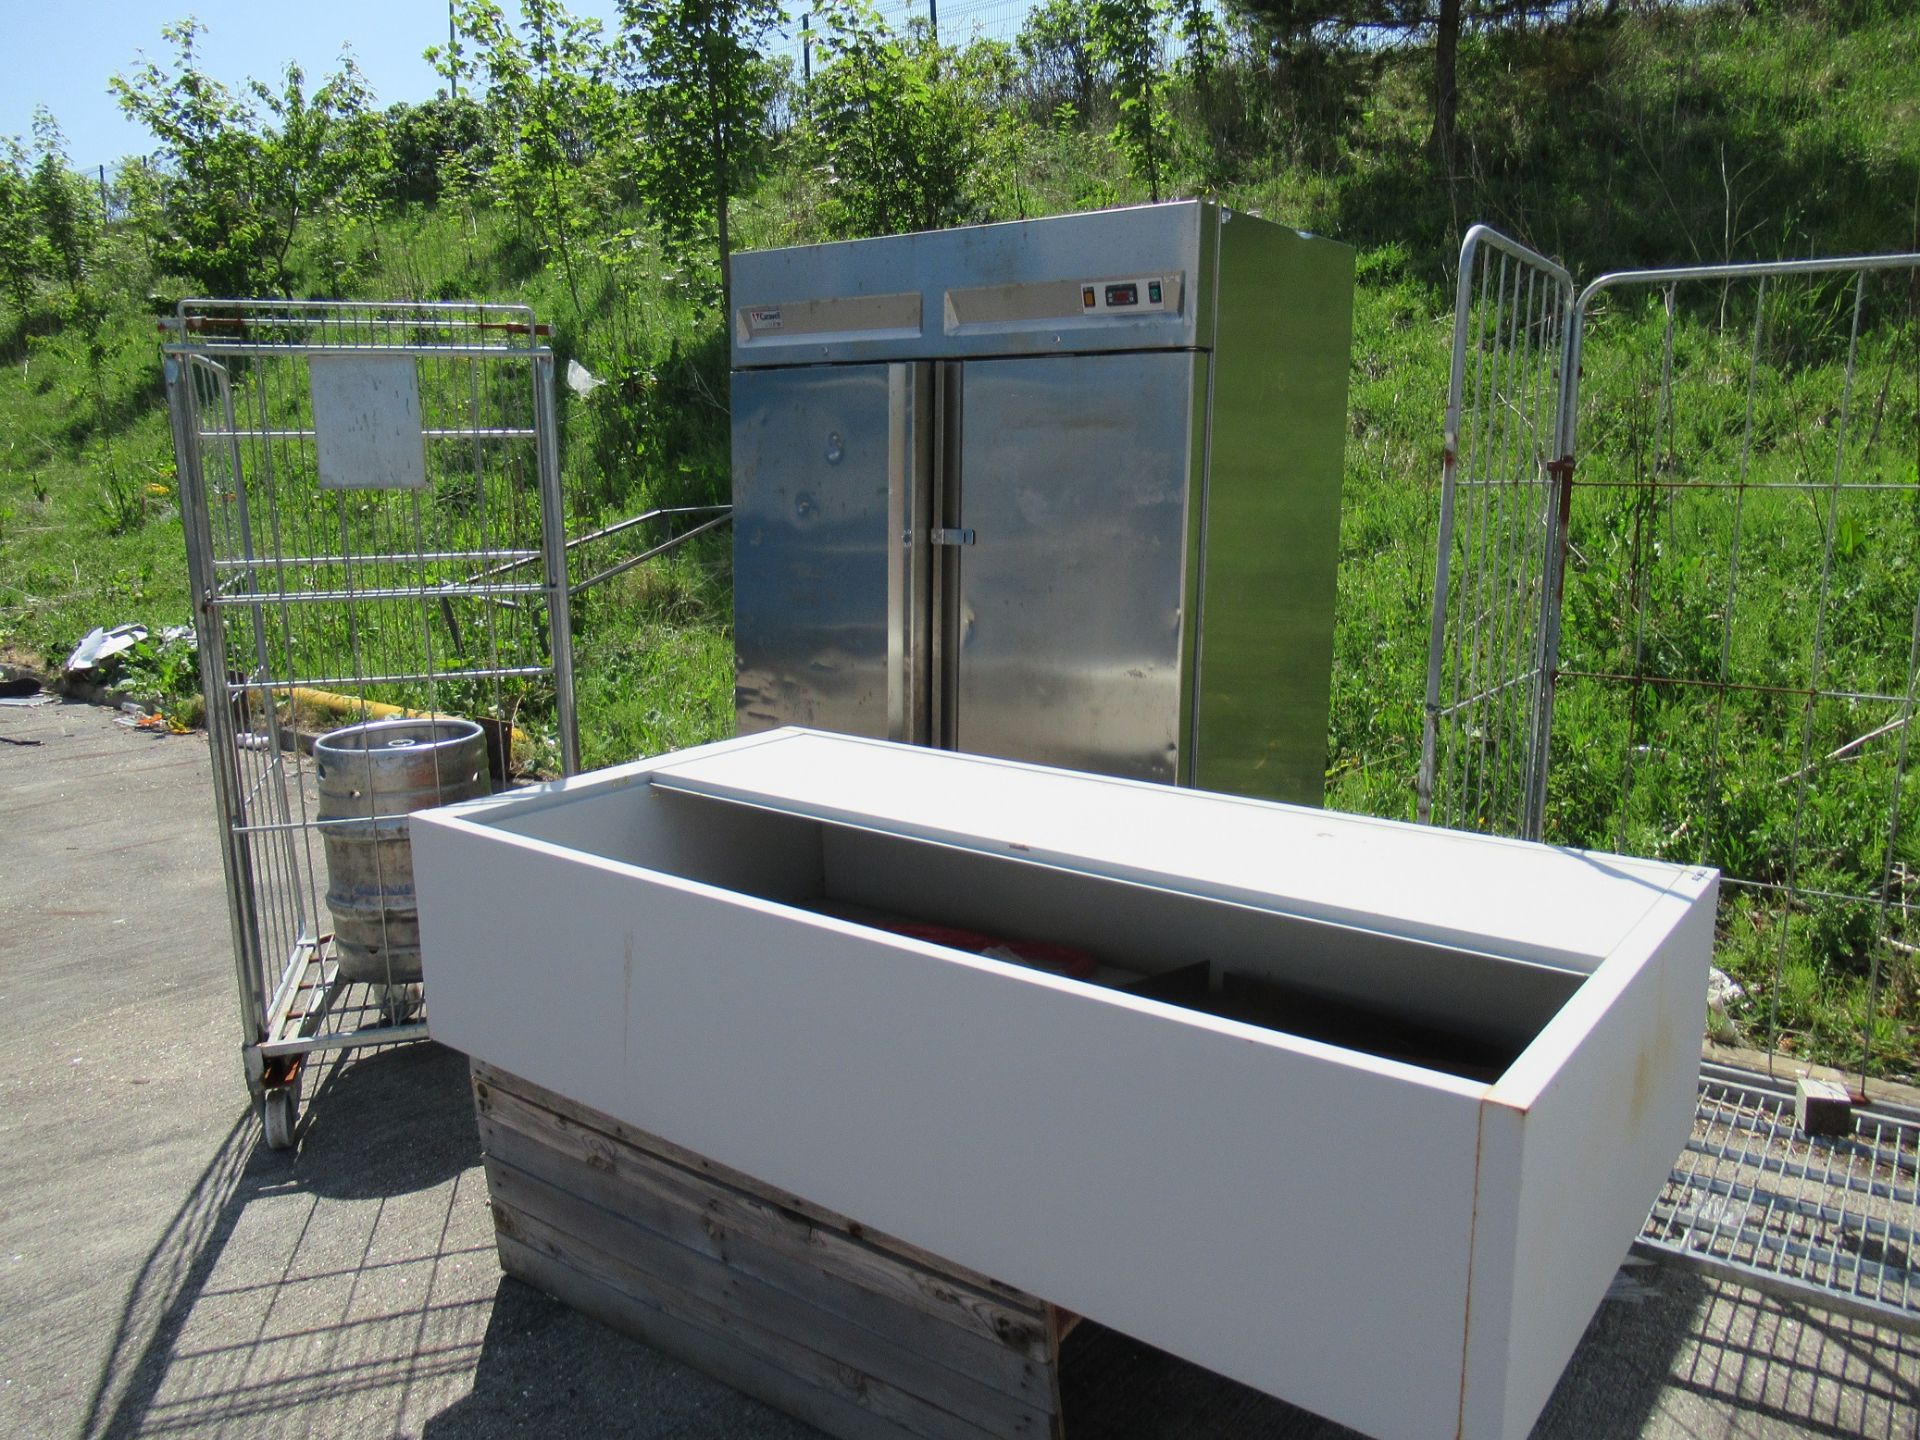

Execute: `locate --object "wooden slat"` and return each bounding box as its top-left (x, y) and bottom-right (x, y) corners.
top-left (489, 1158), bottom-right (1056, 1436)
top-left (496, 1203), bottom-right (1043, 1440)
top-left (478, 1126), bottom-right (1054, 1405)
top-left (473, 1071), bottom-right (1052, 1366)
top-left (497, 1210), bottom-right (1007, 1440)
top-left (498, 1233), bottom-right (935, 1440)
top-left (473, 1061), bottom-right (1041, 1309)
top-left (471, 1061), bottom-right (1067, 1440)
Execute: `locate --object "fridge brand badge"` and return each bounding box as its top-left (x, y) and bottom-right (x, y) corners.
top-left (748, 307), bottom-right (784, 331)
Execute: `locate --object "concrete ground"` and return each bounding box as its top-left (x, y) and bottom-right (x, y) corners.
top-left (2, 697), bottom-right (1916, 1440)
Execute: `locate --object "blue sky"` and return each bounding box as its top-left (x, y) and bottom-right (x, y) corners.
top-left (0, 1), bottom-right (1012, 175)
top-left (0, 2), bottom-right (626, 173)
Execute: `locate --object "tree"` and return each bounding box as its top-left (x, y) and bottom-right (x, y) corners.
top-left (1168, 0), bottom-right (1234, 187)
top-left (28, 112), bottom-right (99, 295)
top-left (805, 1), bottom-right (979, 239)
top-left (0, 138), bottom-right (37, 321)
top-left (618, 0), bottom-right (781, 316)
top-left (1431, 0), bottom-right (1460, 170)
top-left (1170, 0), bottom-right (1226, 109)
top-left (250, 58), bottom-right (391, 290)
top-left (1229, 0), bottom-right (1499, 169)
top-left (111, 22), bottom-right (262, 295)
top-left (112, 20), bottom-right (384, 297)
top-left (435, 0), bottom-right (620, 314)
top-left (383, 96), bottom-right (491, 206)
top-left (112, 156), bottom-right (168, 275)
top-left (1016, 0), bottom-right (1110, 121)
top-left (1090, 0), bottom-right (1171, 203)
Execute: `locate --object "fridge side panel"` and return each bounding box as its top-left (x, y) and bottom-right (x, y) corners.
top-left (954, 351), bottom-right (1195, 783)
top-left (1176, 351), bottom-right (1213, 784)
top-left (731, 365), bottom-right (899, 739)
top-left (1194, 221), bottom-right (1354, 804)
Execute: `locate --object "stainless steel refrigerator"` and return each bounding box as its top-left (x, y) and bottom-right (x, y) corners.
top-left (729, 200), bottom-right (1353, 805)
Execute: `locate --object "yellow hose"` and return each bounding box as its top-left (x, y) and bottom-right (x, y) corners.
top-left (277, 687), bottom-right (529, 752)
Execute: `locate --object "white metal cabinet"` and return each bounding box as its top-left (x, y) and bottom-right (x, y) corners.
top-left (413, 729), bottom-right (1717, 1440)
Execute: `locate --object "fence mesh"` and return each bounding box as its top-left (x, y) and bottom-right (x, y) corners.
top-left (1560, 262), bottom-right (1920, 1084)
top-left (1427, 236), bottom-right (1920, 1084)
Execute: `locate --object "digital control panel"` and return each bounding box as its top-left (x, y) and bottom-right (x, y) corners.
top-left (1080, 274), bottom-right (1179, 315)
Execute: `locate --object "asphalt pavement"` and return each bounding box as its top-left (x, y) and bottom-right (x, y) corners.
top-left (1, 697), bottom-right (1914, 1439)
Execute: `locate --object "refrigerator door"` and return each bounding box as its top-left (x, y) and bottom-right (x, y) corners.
top-left (733, 364), bottom-right (929, 740)
top-left (951, 351), bottom-right (1198, 783)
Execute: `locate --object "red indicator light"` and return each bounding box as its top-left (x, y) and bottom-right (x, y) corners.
top-left (1105, 284), bottom-right (1138, 307)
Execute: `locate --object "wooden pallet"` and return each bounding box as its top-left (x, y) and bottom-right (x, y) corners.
top-left (472, 1061), bottom-right (1068, 1440)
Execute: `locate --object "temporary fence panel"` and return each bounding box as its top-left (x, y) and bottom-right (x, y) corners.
top-left (164, 300), bottom-right (577, 1147)
top-left (1561, 255), bottom-right (1920, 1087)
top-left (1427, 236), bottom-right (1920, 1085)
top-left (1418, 226), bottom-right (1575, 839)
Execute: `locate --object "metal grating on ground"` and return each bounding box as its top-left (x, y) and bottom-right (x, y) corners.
top-left (1637, 1068), bottom-right (1920, 1332)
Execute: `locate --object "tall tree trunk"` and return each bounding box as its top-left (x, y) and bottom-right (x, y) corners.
top-left (1430, 0), bottom-right (1462, 174)
top-left (716, 134), bottom-right (731, 318)
top-left (708, 23), bottom-right (732, 319)
top-left (1144, 74), bottom-right (1160, 204)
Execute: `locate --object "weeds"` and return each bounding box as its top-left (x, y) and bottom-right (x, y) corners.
top-left (92, 466), bottom-right (151, 536)
top-left (115, 629), bottom-right (200, 722)
top-left (3, 0), bottom-right (1918, 1073)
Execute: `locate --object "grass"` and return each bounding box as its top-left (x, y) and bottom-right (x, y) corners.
top-left (1420, 253), bottom-right (1919, 1074)
top-left (570, 533), bottom-right (734, 769)
top-left (3, 0), bottom-right (1918, 1075)
top-left (1547, 284), bottom-right (1920, 1074)
top-left (0, 300), bottom-right (185, 669)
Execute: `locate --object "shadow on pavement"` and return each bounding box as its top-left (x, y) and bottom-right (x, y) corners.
top-left (70, 1030), bottom-right (1920, 1439)
top-left (75, 1041), bottom-right (486, 1440)
top-left (419, 1274), bottom-right (818, 1440)
top-left (294, 1042), bottom-right (477, 1200)
top-left (74, 1112), bottom-right (256, 1440)
top-left (1642, 1275), bottom-right (1920, 1438)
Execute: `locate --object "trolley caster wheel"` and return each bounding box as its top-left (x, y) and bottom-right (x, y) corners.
top-left (262, 1086), bottom-right (298, 1150)
top-left (378, 983), bottom-right (423, 1026)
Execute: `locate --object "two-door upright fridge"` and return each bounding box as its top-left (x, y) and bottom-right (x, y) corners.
top-left (729, 200), bottom-right (1353, 804)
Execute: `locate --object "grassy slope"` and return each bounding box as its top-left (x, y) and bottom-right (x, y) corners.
top-left (0, 297), bottom-right (180, 668)
top-left (2, 0), bottom-right (1916, 1068)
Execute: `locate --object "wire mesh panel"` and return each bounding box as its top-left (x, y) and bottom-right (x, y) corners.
top-left (1426, 237), bottom-right (1920, 1084)
top-left (1418, 226), bottom-right (1575, 838)
top-left (163, 300), bottom-right (577, 1144)
top-left (1560, 258), bottom-right (1920, 1085)
top-left (1638, 1071), bottom-right (1920, 1331)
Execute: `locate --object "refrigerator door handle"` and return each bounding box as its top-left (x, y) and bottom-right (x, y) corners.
top-left (887, 364), bottom-right (935, 745)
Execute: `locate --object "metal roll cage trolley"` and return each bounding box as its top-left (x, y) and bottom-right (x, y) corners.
top-left (163, 300), bottom-right (579, 1148)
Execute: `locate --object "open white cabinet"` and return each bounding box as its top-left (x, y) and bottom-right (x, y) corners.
top-left (414, 729), bottom-right (1716, 1440)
